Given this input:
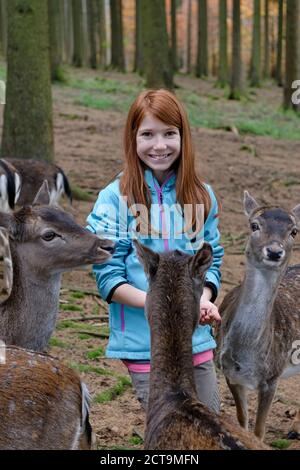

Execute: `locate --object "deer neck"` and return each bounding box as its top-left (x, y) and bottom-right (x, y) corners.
top-left (234, 261), bottom-right (286, 339)
top-left (149, 304), bottom-right (197, 405)
top-left (1, 243), bottom-right (61, 351)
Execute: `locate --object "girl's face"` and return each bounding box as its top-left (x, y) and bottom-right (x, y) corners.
top-left (136, 113), bottom-right (181, 184)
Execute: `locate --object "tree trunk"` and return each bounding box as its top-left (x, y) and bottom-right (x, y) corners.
top-left (186, 0), bottom-right (192, 73)
top-left (1, 0), bottom-right (54, 161)
top-left (0, 0), bottom-right (7, 57)
top-left (218, 0), bottom-right (228, 86)
top-left (134, 0), bottom-right (143, 74)
top-left (96, 0), bottom-right (106, 68)
top-left (276, 0), bottom-right (283, 86)
top-left (141, 0), bottom-right (173, 89)
top-left (283, 0), bottom-right (300, 111)
top-left (229, 0), bottom-right (242, 99)
top-left (72, 0), bottom-right (83, 66)
top-left (249, 0), bottom-right (261, 87)
top-left (87, 0), bottom-right (97, 68)
top-left (48, 0), bottom-right (62, 81)
top-left (171, 0), bottom-right (177, 71)
top-left (110, 0), bottom-right (125, 71)
top-left (263, 0), bottom-right (269, 78)
top-left (64, 0), bottom-right (73, 64)
top-left (196, 0), bottom-right (208, 77)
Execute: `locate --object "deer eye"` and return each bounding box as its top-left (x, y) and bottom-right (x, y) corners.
top-left (42, 231), bottom-right (56, 241)
top-left (291, 228), bottom-right (298, 238)
top-left (251, 222), bottom-right (260, 232)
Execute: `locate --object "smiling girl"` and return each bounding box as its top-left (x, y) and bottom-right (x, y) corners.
top-left (86, 89), bottom-right (224, 413)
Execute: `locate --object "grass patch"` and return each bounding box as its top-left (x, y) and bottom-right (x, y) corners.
top-left (49, 337), bottom-right (70, 348)
top-left (77, 333), bottom-right (92, 340)
top-left (128, 436), bottom-right (143, 446)
top-left (69, 362), bottom-right (114, 376)
top-left (271, 439), bottom-right (292, 450)
top-left (56, 319), bottom-right (100, 334)
top-left (60, 303), bottom-right (83, 312)
top-left (93, 376), bottom-right (131, 403)
top-left (70, 291), bottom-right (86, 299)
top-left (85, 347), bottom-right (104, 360)
top-left (71, 184), bottom-right (95, 202)
top-left (179, 89), bottom-right (300, 140)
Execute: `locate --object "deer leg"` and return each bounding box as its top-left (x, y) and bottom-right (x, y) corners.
top-left (226, 378), bottom-right (249, 430)
top-left (254, 381), bottom-right (277, 440)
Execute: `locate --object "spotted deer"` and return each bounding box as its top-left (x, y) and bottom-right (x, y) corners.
top-left (218, 192), bottom-right (300, 440)
top-left (0, 181), bottom-right (114, 351)
top-left (0, 158), bottom-right (73, 294)
top-left (0, 346), bottom-right (93, 450)
top-left (135, 240), bottom-right (268, 450)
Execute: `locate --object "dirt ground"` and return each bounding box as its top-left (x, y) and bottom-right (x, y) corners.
top-left (1, 70), bottom-right (300, 450)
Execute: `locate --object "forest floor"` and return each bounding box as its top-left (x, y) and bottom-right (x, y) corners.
top-left (0, 68), bottom-right (300, 450)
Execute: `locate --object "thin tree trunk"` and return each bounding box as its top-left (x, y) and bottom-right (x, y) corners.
top-left (249, 0), bottom-right (261, 87)
top-left (110, 0), bottom-right (125, 71)
top-left (283, 0), bottom-right (300, 111)
top-left (0, 0), bottom-right (7, 57)
top-left (87, 0), bottom-right (97, 68)
top-left (263, 0), bottom-right (269, 78)
top-left (171, 0), bottom-right (177, 71)
top-left (72, 0), bottom-right (83, 67)
top-left (96, 0), bottom-right (106, 68)
top-left (64, 0), bottom-right (73, 64)
top-left (229, 0), bottom-right (243, 99)
top-left (186, 0), bottom-right (192, 73)
top-left (276, 0), bottom-right (283, 86)
top-left (48, 0), bottom-right (63, 81)
top-left (218, 0), bottom-right (228, 86)
top-left (134, 0), bottom-right (143, 74)
top-left (1, 0), bottom-right (54, 161)
top-left (141, 0), bottom-right (173, 89)
top-left (196, 0), bottom-right (208, 77)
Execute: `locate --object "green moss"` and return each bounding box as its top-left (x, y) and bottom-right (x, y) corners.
top-left (49, 337), bottom-right (69, 348)
top-left (60, 304), bottom-right (83, 312)
top-left (93, 376), bottom-right (131, 403)
top-left (128, 436), bottom-right (143, 445)
top-left (69, 362), bottom-right (114, 376)
top-left (70, 184), bottom-right (95, 202)
top-left (71, 291), bottom-right (85, 299)
top-left (85, 347), bottom-right (104, 360)
top-left (271, 439), bottom-right (292, 449)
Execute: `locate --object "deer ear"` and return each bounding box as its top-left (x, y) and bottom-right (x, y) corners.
top-left (133, 239), bottom-right (160, 278)
top-left (189, 242), bottom-right (213, 280)
top-left (32, 180), bottom-right (51, 206)
top-left (0, 212), bottom-right (16, 236)
top-left (244, 191), bottom-right (259, 217)
top-left (292, 204), bottom-right (300, 226)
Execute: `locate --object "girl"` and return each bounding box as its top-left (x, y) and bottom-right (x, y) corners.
top-left (86, 89), bottom-right (223, 413)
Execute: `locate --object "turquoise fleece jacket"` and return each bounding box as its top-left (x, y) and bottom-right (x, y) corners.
top-left (86, 169), bottom-right (224, 359)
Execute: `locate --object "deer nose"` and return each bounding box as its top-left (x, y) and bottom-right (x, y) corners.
top-left (266, 246), bottom-right (284, 261)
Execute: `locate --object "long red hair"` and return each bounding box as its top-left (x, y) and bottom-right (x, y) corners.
top-left (120, 89), bottom-right (212, 227)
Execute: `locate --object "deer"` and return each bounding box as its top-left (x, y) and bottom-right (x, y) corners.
top-left (0, 345), bottom-right (93, 450)
top-left (134, 240), bottom-right (268, 450)
top-left (0, 158), bottom-right (73, 294)
top-left (217, 191), bottom-right (300, 441)
top-left (0, 180), bottom-right (114, 351)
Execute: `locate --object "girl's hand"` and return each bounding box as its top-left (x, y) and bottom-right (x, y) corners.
top-left (199, 299), bottom-right (221, 325)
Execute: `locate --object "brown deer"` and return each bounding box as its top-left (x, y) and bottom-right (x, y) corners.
top-left (0, 346), bottom-right (93, 450)
top-left (0, 158), bottom-right (73, 293)
top-left (134, 240), bottom-right (268, 450)
top-left (0, 181), bottom-right (114, 351)
top-left (218, 192), bottom-right (300, 440)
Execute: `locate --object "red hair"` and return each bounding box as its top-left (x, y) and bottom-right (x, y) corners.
top-left (120, 89), bottom-right (212, 228)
